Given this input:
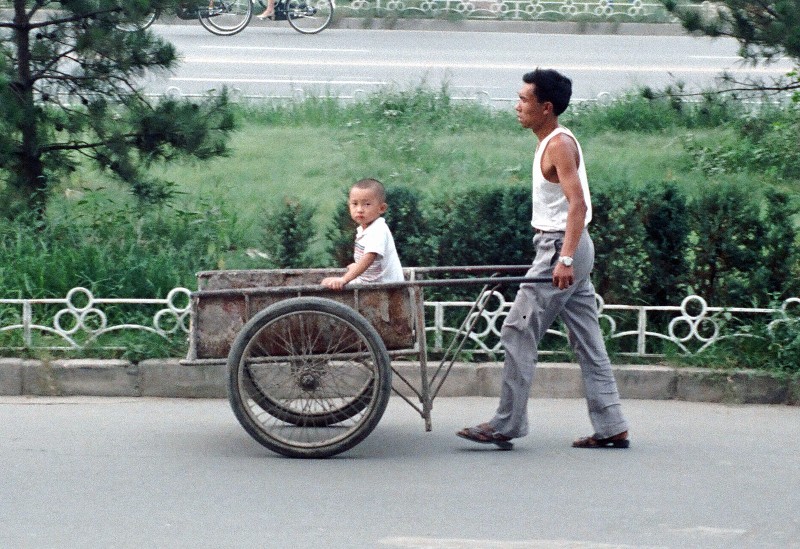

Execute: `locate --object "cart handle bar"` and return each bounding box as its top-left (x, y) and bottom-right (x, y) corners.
top-left (192, 275), bottom-right (553, 298)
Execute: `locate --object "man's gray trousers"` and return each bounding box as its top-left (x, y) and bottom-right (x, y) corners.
top-left (488, 229), bottom-right (629, 439)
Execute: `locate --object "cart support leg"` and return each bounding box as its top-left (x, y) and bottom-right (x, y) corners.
top-left (413, 286), bottom-right (432, 431)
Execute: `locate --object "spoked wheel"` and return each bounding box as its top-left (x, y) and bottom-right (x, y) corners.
top-left (228, 297), bottom-right (392, 458)
top-left (286, 0), bottom-right (333, 34)
top-left (199, 0), bottom-right (253, 36)
top-left (116, 10), bottom-right (159, 31)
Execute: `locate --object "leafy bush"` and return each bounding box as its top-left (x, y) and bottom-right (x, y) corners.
top-left (431, 185), bottom-right (533, 268)
top-left (326, 188), bottom-right (356, 268)
top-left (261, 197), bottom-right (318, 268)
top-left (383, 186), bottom-right (432, 267)
top-left (20, 177), bottom-right (783, 360)
top-left (359, 181), bottom-right (798, 308)
top-left (683, 103), bottom-right (800, 180)
top-left (759, 190), bottom-right (800, 299)
top-left (639, 181), bottom-right (691, 304)
top-left (591, 183), bottom-right (653, 304)
top-left (687, 184), bottom-right (764, 305)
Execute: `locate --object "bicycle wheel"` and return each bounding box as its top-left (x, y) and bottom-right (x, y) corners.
top-left (286, 0), bottom-right (333, 34)
top-left (116, 9), bottom-right (159, 31)
top-left (199, 0), bottom-right (253, 36)
top-left (228, 297), bottom-right (392, 458)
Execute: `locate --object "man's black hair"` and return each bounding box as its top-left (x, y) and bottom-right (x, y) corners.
top-left (522, 69), bottom-right (572, 116)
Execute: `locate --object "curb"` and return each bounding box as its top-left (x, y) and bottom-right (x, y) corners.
top-left (1, 358), bottom-right (796, 405)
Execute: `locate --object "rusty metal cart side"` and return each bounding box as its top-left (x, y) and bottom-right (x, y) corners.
top-left (188, 267), bottom-right (547, 458)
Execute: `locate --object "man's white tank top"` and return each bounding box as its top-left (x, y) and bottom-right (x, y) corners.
top-left (531, 126), bottom-right (592, 232)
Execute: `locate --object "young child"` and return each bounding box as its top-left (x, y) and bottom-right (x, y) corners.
top-left (321, 178), bottom-right (404, 290)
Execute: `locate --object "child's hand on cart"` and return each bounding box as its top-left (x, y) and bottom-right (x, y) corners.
top-left (321, 276), bottom-right (348, 290)
top-left (321, 257), bottom-right (376, 290)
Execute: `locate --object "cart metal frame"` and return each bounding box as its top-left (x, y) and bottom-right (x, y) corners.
top-left (187, 266), bottom-right (548, 457)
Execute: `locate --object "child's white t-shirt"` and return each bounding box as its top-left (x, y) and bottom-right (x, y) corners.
top-left (353, 217), bottom-right (404, 284)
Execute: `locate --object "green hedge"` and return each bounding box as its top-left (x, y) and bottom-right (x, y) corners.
top-left (5, 180), bottom-right (797, 308)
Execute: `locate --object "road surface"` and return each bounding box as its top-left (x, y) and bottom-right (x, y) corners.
top-left (2, 396), bottom-right (798, 548)
top-left (144, 24), bottom-right (795, 106)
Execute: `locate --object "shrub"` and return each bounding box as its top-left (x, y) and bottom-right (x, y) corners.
top-left (432, 185), bottom-right (533, 268)
top-left (383, 186), bottom-right (432, 267)
top-left (590, 183), bottom-right (652, 304)
top-left (326, 188), bottom-right (356, 268)
top-left (261, 197), bottom-right (319, 268)
top-left (687, 183), bottom-right (764, 305)
top-left (756, 189), bottom-right (800, 300)
top-left (639, 181), bottom-right (691, 304)
top-left (326, 181), bottom-right (799, 308)
top-left (683, 103), bottom-right (800, 180)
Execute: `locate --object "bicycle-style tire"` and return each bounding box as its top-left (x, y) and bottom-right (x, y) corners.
top-left (240, 365), bottom-right (375, 427)
top-left (227, 297), bottom-right (392, 459)
top-left (286, 0), bottom-right (333, 34)
top-left (116, 9), bottom-right (160, 31)
top-left (199, 0), bottom-right (253, 36)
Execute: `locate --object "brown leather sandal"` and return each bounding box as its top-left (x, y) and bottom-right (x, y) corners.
top-left (572, 430), bottom-right (630, 449)
top-left (457, 423), bottom-right (513, 450)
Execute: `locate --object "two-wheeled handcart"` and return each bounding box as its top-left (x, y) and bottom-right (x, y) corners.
top-left (186, 266), bottom-right (548, 458)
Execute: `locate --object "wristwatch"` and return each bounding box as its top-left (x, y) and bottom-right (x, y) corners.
top-left (558, 256), bottom-right (574, 267)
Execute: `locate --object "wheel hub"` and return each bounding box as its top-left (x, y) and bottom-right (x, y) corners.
top-left (296, 361), bottom-right (326, 391)
top-left (298, 372), bottom-right (319, 390)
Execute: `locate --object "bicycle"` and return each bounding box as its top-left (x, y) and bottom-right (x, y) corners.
top-left (117, 0), bottom-right (334, 36)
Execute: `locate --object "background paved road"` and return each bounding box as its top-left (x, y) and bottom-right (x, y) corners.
top-left (144, 25), bottom-right (795, 106)
top-left (2, 396), bottom-right (798, 548)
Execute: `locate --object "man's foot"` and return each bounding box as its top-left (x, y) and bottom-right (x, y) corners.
top-left (572, 430), bottom-right (630, 449)
top-left (456, 423), bottom-right (513, 450)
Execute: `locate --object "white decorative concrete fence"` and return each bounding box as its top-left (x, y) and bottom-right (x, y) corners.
top-left (0, 287), bottom-right (797, 358)
top-left (0, 287), bottom-right (191, 352)
top-left (426, 292), bottom-right (800, 357)
top-left (339, 0), bottom-right (673, 20)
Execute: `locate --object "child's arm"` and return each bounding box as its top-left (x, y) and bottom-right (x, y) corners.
top-left (321, 253), bottom-right (378, 290)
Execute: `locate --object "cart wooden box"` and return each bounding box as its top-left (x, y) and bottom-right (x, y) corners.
top-left (188, 268), bottom-right (418, 363)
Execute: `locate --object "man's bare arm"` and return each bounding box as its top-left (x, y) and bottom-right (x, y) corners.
top-left (547, 134), bottom-right (587, 289)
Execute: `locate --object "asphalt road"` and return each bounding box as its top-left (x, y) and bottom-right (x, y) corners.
top-left (2, 396), bottom-right (798, 548)
top-left (143, 24), bottom-right (796, 106)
